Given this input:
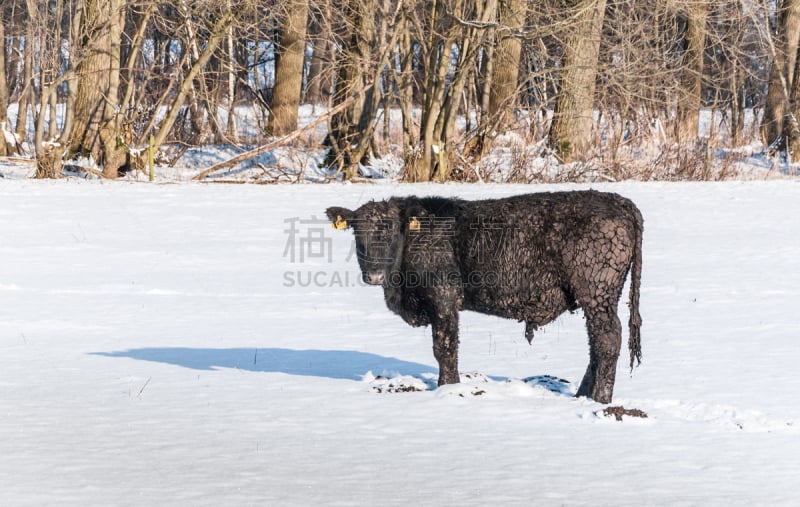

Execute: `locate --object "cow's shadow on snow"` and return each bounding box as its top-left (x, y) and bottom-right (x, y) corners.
top-left (92, 347), bottom-right (437, 381)
top-left (93, 348), bottom-right (576, 395)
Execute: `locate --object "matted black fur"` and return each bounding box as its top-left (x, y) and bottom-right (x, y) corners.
top-left (326, 190), bottom-right (643, 404)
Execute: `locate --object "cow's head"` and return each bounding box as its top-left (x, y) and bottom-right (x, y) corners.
top-left (326, 199), bottom-right (424, 286)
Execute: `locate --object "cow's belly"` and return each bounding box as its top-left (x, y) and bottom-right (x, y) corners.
top-left (461, 276), bottom-right (575, 326)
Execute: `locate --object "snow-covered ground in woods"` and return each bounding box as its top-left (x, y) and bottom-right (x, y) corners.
top-left (3, 103), bottom-right (793, 183)
top-left (1, 177), bottom-right (799, 505)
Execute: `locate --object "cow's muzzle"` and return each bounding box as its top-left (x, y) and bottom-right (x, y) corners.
top-left (363, 271), bottom-right (385, 285)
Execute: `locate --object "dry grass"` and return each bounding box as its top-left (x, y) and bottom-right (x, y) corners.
top-left (455, 114), bottom-right (753, 183)
top-left (174, 107), bottom-right (781, 184)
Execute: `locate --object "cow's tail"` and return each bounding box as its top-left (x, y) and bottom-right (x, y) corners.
top-left (627, 203), bottom-right (644, 372)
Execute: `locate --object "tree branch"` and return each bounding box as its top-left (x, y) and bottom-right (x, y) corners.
top-left (192, 85), bottom-right (373, 181)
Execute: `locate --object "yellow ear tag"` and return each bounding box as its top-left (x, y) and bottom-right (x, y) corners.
top-left (332, 215), bottom-right (348, 230)
top-left (409, 216), bottom-right (421, 231)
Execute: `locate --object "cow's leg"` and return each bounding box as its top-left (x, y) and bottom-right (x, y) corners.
top-left (576, 307), bottom-right (621, 404)
top-left (431, 309), bottom-right (460, 386)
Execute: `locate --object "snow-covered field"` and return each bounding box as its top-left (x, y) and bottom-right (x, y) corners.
top-left (1, 178), bottom-right (799, 505)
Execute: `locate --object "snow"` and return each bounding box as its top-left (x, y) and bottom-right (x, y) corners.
top-left (2, 125), bottom-right (18, 147)
top-left (1, 179), bottom-right (800, 505)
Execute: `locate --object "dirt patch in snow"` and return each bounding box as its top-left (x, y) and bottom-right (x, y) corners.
top-left (600, 405), bottom-right (649, 421)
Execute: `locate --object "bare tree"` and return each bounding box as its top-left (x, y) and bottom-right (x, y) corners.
top-left (761, 0), bottom-right (800, 153)
top-left (401, 0), bottom-right (500, 181)
top-left (151, 13), bottom-right (234, 151)
top-left (0, 0), bottom-right (781, 181)
top-left (14, 0), bottom-right (34, 145)
top-left (0, 17), bottom-right (15, 156)
top-left (305, 8), bottom-right (334, 106)
top-left (67, 0), bottom-right (127, 177)
top-left (268, 0), bottom-right (310, 136)
top-left (677, 0), bottom-right (709, 140)
top-left (548, 0), bottom-right (608, 162)
top-left (325, 0), bottom-right (399, 179)
top-left (488, 0), bottom-right (526, 131)
top-left (31, 0), bottom-right (67, 178)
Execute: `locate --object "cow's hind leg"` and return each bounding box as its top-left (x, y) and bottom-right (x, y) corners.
top-left (431, 309), bottom-right (460, 386)
top-left (576, 307), bottom-right (622, 404)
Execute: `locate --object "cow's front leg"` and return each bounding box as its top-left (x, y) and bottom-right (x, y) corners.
top-left (431, 308), bottom-right (460, 386)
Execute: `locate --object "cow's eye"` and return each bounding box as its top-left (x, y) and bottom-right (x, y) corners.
top-left (370, 220), bottom-right (391, 233)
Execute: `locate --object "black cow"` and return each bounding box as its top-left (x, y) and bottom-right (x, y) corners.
top-left (326, 191), bottom-right (643, 403)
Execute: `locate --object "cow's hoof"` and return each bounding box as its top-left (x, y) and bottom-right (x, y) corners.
top-left (576, 387), bottom-right (612, 404)
top-left (575, 389), bottom-right (612, 405)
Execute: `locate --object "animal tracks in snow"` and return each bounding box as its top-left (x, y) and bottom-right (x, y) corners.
top-left (363, 371), bottom-right (797, 432)
top-left (364, 371), bottom-right (576, 398)
top-left (365, 373), bottom-right (434, 393)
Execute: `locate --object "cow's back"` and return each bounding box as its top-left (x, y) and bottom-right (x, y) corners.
top-left (452, 191), bottom-right (638, 322)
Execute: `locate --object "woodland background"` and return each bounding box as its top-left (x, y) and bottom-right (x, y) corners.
top-left (1, 0), bottom-right (800, 181)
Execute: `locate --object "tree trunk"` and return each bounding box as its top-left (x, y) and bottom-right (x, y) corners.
top-left (784, 0), bottom-right (800, 155)
top-left (437, 0), bottom-right (498, 180)
top-left (0, 21), bottom-right (14, 156)
top-left (548, 0), bottom-right (608, 162)
top-left (46, 0), bottom-right (64, 140)
top-left (120, 4), bottom-right (155, 119)
top-left (407, 0), bottom-right (455, 183)
top-left (306, 35), bottom-right (331, 105)
top-left (396, 16), bottom-right (416, 167)
top-left (268, 0), bottom-right (310, 136)
top-left (678, 1), bottom-right (708, 140)
top-left (761, 0), bottom-right (800, 149)
top-left (58, 4), bottom-right (81, 146)
top-left (403, 0), bottom-right (498, 182)
top-left (729, 0), bottom-right (745, 146)
top-left (224, 1), bottom-right (239, 142)
top-left (326, 0), bottom-right (376, 179)
top-left (69, 0), bottom-right (127, 178)
top-left (15, 7), bottom-right (35, 143)
top-left (488, 0), bottom-right (525, 131)
top-left (763, 62), bottom-right (787, 149)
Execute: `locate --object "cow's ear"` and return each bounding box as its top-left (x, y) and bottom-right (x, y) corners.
top-left (326, 207), bottom-right (355, 230)
top-left (401, 202), bottom-right (428, 232)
